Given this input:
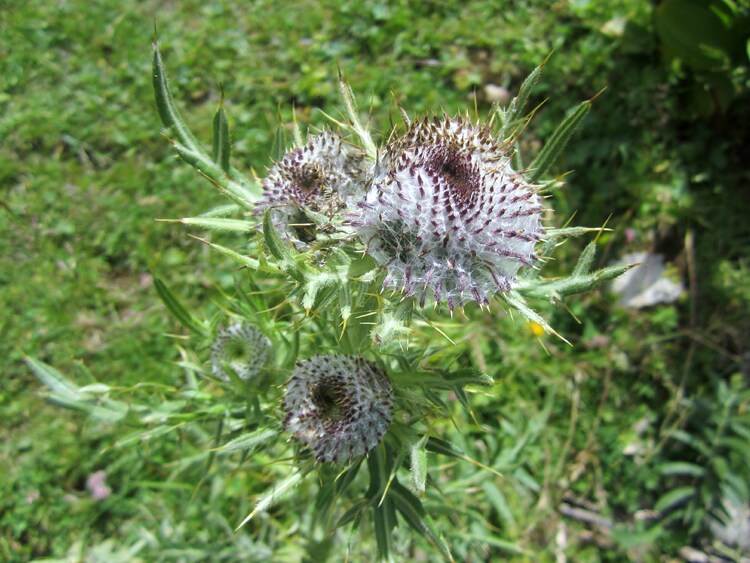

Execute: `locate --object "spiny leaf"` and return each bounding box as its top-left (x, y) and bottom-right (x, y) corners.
top-left (153, 278), bottom-right (207, 336)
top-left (501, 291), bottom-right (568, 343)
top-left (515, 263), bottom-right (636, 301)
top-left (152, 41), bottom-right (201, 152)
top-left (338, 69), bottom-right (377, 160)
top-left (390, 481), bottom-right (453, 561)
top-left (26, 357), bottom-right (81, 403)
top-left (236, 469), bottom-right (305, 529)
top-left (529, 98), bottom-right (591, 182)
top-left (170, 141), bottom-right (258, 207)
top-left (212, 92), bottom-right (231, 172)
top-left (188, 235), bottom-right (262, 271)
top-left (409, 436), bottom-right (428, 497)
top-left (654, 486), bottom-right (695, 513)
top-left (425, 437), bottom-right (464, 459)
top-left (658, 461), bottom-right (706, 478)
top-left (153, 41), bottom-right (260, 205)
top-left (272, 121), bottom-right (288, 161)
top-left (161, 217), bottom-right (255, 233)
top-left (215, 428), bottom-right (277, 453)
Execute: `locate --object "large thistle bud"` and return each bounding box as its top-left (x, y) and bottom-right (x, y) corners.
top-left (283, 355), bottom-right (393, 463)
top-left (256, 131), bottom-right (366, 245)
top-left (210, 323), bottom-right (271, 381)
top-left (350, 116), bottom-right (545, 311)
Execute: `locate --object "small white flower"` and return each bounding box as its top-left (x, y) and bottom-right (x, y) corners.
top-left (351, 116), bottom-right (545, 310)
top-left (211, 323), bottom-right (270, 381)
top-left (283, 355), bottom-right (393, 463)
top-left (256, 131), bottom-right (366, 244)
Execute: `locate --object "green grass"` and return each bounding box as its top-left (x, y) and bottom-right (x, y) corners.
top-left (2, 0), bottom-right (749, 560)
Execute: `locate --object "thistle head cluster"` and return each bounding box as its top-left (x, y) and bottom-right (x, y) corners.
top-left (353, 116), bottom-right (544, 310)
top-left (210, 323), bottom-right (270, 381)
top-left (261, 116), bottom-right (545, 310)
top-left (283, 355), bottom-right (393, 463)
top-left (256, 131), bottom-right (365, 245)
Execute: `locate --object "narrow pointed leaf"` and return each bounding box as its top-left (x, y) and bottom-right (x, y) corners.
top-left (272, 122), bottom-right (288, 161)
top-left (654, 486), bottom-right (695, 513)
top-left (530, 99), bottom-right (590, 182)
top-left (212, 100), bottom-right (231, 172)
top-left (572, 240), bottom-right (597, 277)
top-left (152, 42), bottom-right (201, 152)
top-left (216, 428), bottom-right (277, 453)
top-left (236, 469), bottom-right (304, 529)
top-left (189, 236), bottom-right (261, 270)
top-left (153, 278), bottom-right (207, 336)
top-left (26, 357), bottom-right (81, 403)
top-left (410, 436), bottom-right (428, 496)
top-left (171, 217), bottom-right (255, 233)
top-left (501, 291), bottom-right (567, 343)
top-left (391, 482), bottom-right (453, 561)
top-left (170, 142), bottom-right (258, 206)
top-left (198, 203), bottom-right (241, 218)
top-left (425, 437), bottom-right (464, 459)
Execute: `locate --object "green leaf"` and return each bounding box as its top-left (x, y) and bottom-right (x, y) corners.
top-left (153, 278), bottom-right (207, 336)
top-left (338, 70), bottom-right (377, 160)
top-left (410, 436), bottom-right (428, 496)
top-left (529, 99), bottom-right (591, 182)
top-left (654, 486), bottom-right (695, 513)
top-left (373, 498), bottom-right (396, 561)
top-left (481, 481), bottom-right (516, 530)
top-left (425, 437), bottom-right (464, 459)
top-left (236, 469), bottom-right (305, 529)
top-left (272, 122), bottom-right (288, 161)
top-left (170, 217), bottom-right (255, 233)
top-left (262, 211), bottom-right (294, 268)
top-left (658, 461), bottom-right (706, 478)
top-left (572, 240), bottom-right (597, 277)
top-left (189, 237), bottom-right (262, 271)
top-left (212, 96), bottom-right (231, 172)
top-left (152, 42), bottom-right (201, 153)
top-left (216, 428), bottom-right (277, 453)
top-left (390, 481), bottom-right (453, 561)
top-left (501, 291), bottom-right (567, 343)
top-left (169, 141), bottom-right (258, 207)
top-left (25, 357), bottom-right (81, 404)
top-left (152, 42), bottom-right (260, 206)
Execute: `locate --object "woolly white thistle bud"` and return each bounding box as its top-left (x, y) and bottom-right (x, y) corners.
top-left (283, 355), bottom-right (393, 463)
top-left (351, 116), bottom-right (545, 310)
top-left (256, 131), bottom-right (365, 244)
top-left (210, 323), bottom-right (270, 381)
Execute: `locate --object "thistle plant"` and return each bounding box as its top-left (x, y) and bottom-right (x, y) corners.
top-left (27, 40), bottom-right (634, 560)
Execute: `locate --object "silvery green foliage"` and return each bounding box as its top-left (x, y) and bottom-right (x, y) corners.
top-left (351, 116), bottom-right (544, 311)
top-left (283, 355), bottom-right (393, 463)
top-left (256, 131), bottom-right (366, 246)
top-left (210, 323), bottom-right (270, 381)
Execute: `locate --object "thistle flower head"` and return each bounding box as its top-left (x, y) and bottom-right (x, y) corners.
top-left (256, 131), bottom-right (366, 244)
top-left (211, 323), bottom-right (270, 381)
top-left (351, 115), bottom-right (545, 310)
top-left (283, 355), bottom-right (393, 463)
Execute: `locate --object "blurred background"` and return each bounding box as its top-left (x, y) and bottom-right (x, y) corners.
top-left (2, 0), bottom-right (749, 560)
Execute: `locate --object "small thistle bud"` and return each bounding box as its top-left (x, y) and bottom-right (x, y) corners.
top-left (211, 323), bottom-right (270, 381)
top-left (351, 116), bottom-right (545, 310)
top-left (283, 355), bottom-right (393, 463)
top-left (256, 131), bottom-right (366, 244)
